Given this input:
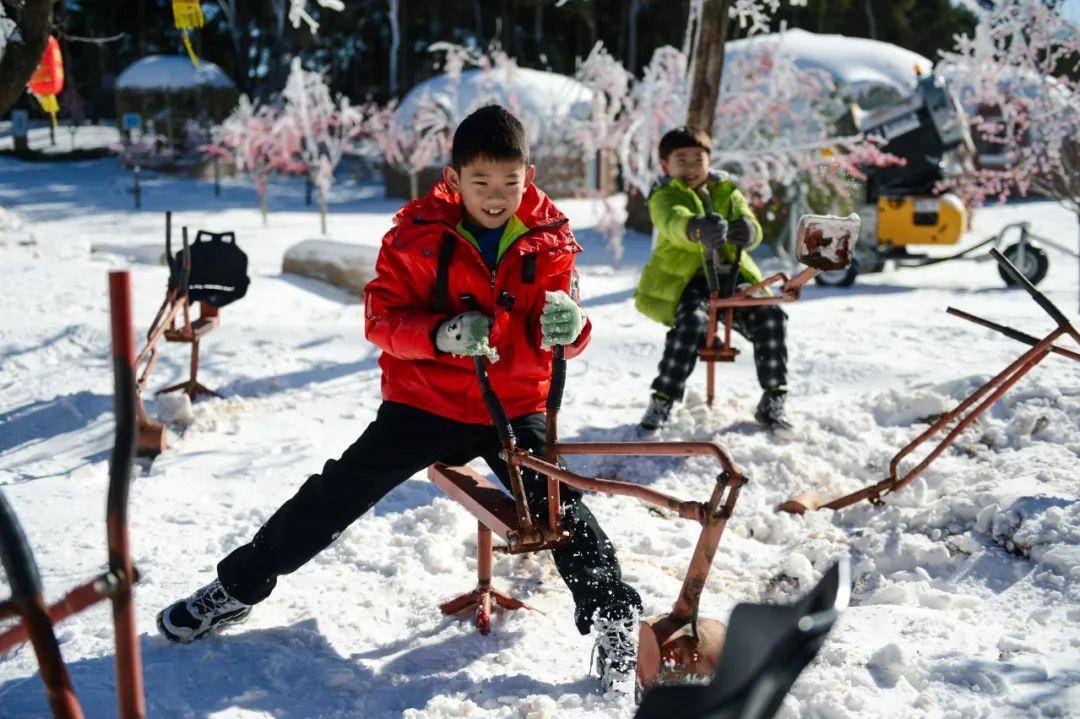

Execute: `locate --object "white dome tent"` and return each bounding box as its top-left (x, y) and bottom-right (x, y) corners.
top-left (387, 67), bottom-right (603, 199)
top-left (725, 29), bottom-right (933, 109)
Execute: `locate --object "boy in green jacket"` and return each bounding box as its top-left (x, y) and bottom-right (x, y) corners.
top-left (635, 126), bottom-right (791, 432)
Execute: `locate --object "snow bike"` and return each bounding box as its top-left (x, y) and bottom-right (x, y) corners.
top-left (635, 557), bottom-right (850, 719)
top-left (134, 211), bottom-right (249, 457)
top-left (0, 271), bottom-right (146, 718)
top-left (428, 347), bottom-right (746, 691)
top-left (700, 213), bottom-right (861, 406)
top-left (779, 248), bottom-right (1080, 514)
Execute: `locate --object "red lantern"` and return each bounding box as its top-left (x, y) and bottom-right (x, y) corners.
top-left (27, 36), bottom-right (64, 126)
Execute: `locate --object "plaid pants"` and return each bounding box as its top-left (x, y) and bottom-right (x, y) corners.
top-left (651, 275), bottom-right (787, 401)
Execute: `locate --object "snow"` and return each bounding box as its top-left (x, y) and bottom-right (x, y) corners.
top-left (727, 29), bottom-right (934, 106)
top-left (115, 55), bottom-right (236, 91)
top-left (395, 67), bottom-right (595, 141)
top-left (0, 122), bottom-right (120, 155)
top-left (1, 155), bottom-right (1079, 718)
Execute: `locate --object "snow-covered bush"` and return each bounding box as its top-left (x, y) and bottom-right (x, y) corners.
top-left (937, 0), bottom-right (1080, 215)
top-left (280, 58), bottom-right (366, 235)
top-left (204, 95), bottom-right (303, 225)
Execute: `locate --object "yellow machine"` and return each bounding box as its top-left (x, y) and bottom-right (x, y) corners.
top-left (875, 194), bottom-right (966, 247)
top-left (812, 74), bottom-right (1051, 289)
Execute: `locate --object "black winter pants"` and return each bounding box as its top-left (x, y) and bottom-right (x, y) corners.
top-left (651, 275), bottom-right (788, 401)
top-left (217, 401), bottom-right (641, 634)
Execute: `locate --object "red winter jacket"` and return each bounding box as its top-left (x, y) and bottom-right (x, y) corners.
top-left (364, 180), bottom-right (591, 424)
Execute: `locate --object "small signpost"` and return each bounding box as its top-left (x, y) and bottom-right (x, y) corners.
top-left (12, 110), bottom-right (30, 154)
top-left (122, 112), bottom-right (141, 142)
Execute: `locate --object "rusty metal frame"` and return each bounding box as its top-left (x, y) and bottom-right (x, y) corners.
top-left (0, 271), bottom-right (146, 718)
top-left (429, 347), bottom-right (746, 689)
top-left (779, 249), bottom-right (1080, 514)
top-left (133, 213), bottom-right (223, 458)
top-left (699, 212), bottom-right (857, 406)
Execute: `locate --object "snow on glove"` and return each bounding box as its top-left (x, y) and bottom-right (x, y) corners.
top-left (540, 290), bottom-right (586, 350)
top-left (727, 216), bottom-right (756, 248)
top-left (687, 213), bottom-right (728, 252)
top-left (435, 311), bottom-right (500, 362)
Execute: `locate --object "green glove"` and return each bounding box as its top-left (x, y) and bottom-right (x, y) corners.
top-left (540, 290), bottom-right (586, 349)
top-left (436, 311), bottom-right (500, 362)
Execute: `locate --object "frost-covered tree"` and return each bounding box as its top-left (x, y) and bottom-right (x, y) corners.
top-left (280, 58), bottom-right (365, 235)
top-left (937, 0), bottom-right (1080, 221)
top-left (205, 96), bottom-right (303, 225)
top-left (287, 0), bottom-right (345, 32)
top-left (569, 41), bottom-right (635, 262)
top-left (367, 41), bottom-right (519, 200)
top-left (620, 40), bottom-right (895, 208)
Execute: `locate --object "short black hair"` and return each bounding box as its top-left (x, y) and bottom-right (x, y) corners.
top-left (658, 125), bottom-right (712, 161)
top-left (451, 104), bottom-right (530, 170)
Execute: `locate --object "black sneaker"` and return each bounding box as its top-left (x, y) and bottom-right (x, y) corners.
top-left (755, 389), bottom-right (793, 433)
top-left (592, 603), bottom-right (639, 692)
top-left (640, 394), bottom-right (673, 432)
top-left (157, 579), bottom-right (252, 644)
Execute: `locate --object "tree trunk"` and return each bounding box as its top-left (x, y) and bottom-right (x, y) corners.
top-left (258, 178), bottom-right (268, 225)
top-left (0, 0), bottom-right (56, 117)
top-left (319, 188), bottom-right (328, 236)
top-left (863, 0), bottom-right (877, 39)
top-left (686, 0), bottom-right (731, 135)
top-left (627, 0), bottom-right (642, 73)
top-left (389, 0), bottom-right (400, 93)
top-left (533, 2), bottom-right (542, 64)
top-left (473, 0), bottom-right (484, 44)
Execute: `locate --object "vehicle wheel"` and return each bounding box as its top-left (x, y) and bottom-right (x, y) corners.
top-left (999, 242), bottom-right (1049, 287)
top-left (814, 257), bottom-right (860, 288)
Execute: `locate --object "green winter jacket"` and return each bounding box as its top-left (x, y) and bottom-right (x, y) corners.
top-left (635, 173), bottom-right (764, 327)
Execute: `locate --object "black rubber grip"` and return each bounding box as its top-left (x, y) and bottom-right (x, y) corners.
top-left (547, 345), bottom-right (566, 415)
top-left (108, 359), bottom-right (137, 538)
top-left (991, 248), bottom-right (1070, 328)
top-left (474, 356), bottom-right (515, 445)
top-left (0, 490), bottom-right (43, 601)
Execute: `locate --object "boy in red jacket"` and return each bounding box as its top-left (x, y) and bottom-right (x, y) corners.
top-left (158, 105), bottom-right (642, 690)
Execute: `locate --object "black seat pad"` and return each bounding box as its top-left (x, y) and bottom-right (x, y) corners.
top-left (171, 231), bottom-right (250, 308)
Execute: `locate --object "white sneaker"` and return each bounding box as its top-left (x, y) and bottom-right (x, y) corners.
top-left (592, 603), bottom-right (639, 692)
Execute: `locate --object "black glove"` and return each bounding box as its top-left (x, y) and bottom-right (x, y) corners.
top-left (727, 216), bottom-right (756, 249)
top-left (686, 213), bottom-right (728, 251)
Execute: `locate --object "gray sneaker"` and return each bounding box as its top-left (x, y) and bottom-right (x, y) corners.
top-left (640, 394), bottom-right (673, 432)
top-left (157, 579), bottom-right (252, 644)
top-left (755, 389), bottom-right (793, 433)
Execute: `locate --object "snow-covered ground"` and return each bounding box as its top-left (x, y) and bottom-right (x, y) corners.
top-left (0, 156), bottom-right (1078, 718)
top-left (0, 122), bottom-right (120, 155)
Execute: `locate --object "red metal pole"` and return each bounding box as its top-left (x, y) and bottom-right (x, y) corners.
top-left (19, 599), bottom-right (84, 719)
top-left (477, 523), bottom-right (492, 593)
top-left (0, 578), bottom-right (109, 653)
top-left (107, 271), bottom-right (146, 719)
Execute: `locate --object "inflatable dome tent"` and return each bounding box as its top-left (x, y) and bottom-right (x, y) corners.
top-left (387, 66), bottom-right (610, 199)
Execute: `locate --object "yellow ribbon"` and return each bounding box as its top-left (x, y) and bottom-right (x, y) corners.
top-left (172, 0), bottom-right (205, 30)
top-left (173, 0), bottom-right (204, 66)
top-left (35, 94), bottom-right (59, 129)
top-left (181, 32), bottom-right (201, 67)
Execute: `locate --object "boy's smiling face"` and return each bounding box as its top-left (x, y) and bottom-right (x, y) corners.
top-left (661, 147), bottom-right (711, 190)
top-left (444, 156), bottom-right (536, 229)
